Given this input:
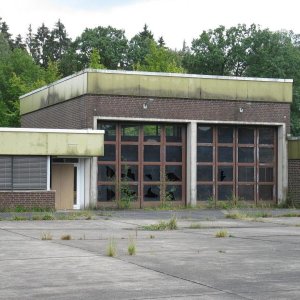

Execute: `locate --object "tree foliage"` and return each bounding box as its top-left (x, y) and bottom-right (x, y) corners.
top-left (0, 17), bottom-right (300, 134)
top-left (128, 24), bottom-right (156, 68)
top-left (76, 26), bottom-right (128, 69)
top-left (136, 41), bottom-right (185, 73)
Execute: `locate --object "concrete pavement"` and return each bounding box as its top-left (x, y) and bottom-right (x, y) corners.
top-left (1, 210), bottom-right (300, 299)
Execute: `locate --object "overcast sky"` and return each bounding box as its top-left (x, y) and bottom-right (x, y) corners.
top-left (1, 0), bottom-right (300, 49)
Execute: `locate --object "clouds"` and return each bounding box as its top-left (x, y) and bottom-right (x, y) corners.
top-left (2, 0), bottom-right (299, 49)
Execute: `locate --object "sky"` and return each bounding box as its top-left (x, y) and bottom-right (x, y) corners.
top-left (1, 0), bottom-right (300, 49)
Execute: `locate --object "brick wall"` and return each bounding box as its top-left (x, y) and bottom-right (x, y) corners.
top-left (0, 191), bottom-right (55, 210)
top-left (21, 95), bottom-right (291, 132)
top-left (288, 160), bottom-right (300, 205)
top-left (22, 97), bottom-right (87, 129)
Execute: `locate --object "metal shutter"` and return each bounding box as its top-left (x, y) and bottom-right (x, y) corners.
top-left (0, 156), bottom-right (12, 190)
top-left (13, 156), bottom-right (47, 190)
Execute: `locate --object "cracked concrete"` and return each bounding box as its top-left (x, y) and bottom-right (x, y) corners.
top-left (1, 210), bottom-right (300, 299)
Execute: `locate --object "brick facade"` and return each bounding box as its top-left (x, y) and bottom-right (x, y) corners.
top-left (0, 191), bottom-right (55, 210)
top-left (288, 160), bottom-right (300, 205)
top-left (21, 95), bottom-right (291, 132)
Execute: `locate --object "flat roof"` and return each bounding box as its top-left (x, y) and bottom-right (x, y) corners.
top-left (0, 128), bottom-right (104, 156)
top-left (20, 69), bottom-right (293, 115)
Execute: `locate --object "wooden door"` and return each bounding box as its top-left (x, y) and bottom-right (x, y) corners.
top-left (52, 164), bottom-right (74, 210)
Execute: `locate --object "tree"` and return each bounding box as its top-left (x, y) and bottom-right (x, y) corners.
top-left (76, 26), bottom-right (128, 69)
top-left (127, 24), bottom-right (156, 69)
top-left (31, 23), bottom-right (51, 67)
top-left (88, 48), bottom-right (105, 69)
top-left (136, 41), bottom-right (185, 73)
top-left (59, 41), bottom-right (84, 77)
top-left (158, 36), bottom-right (165, 47)
top-left (0, 32), bottom-right (60, 127)
top-left (14, 34), bottom-right (26, 50)
top-left (49, 19), bottom-right (71, 61)
top-left (0, 17), bottom-right (14, 49)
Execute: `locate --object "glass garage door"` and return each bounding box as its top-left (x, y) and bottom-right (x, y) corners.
top-left (97, 122), bottom-right (186, 208)
top-left (197, 125), bottom-right (277, 204)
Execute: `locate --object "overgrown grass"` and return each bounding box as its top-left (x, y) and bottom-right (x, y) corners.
top-left (142, 215), bottom-right (178, 231)
top-left (225, 211), bottom-right (272, 220)
top-left (0, 206), bottom-right (54, 213)
top-left (41, 232), bottom-right (52, 240)
top-left (215, 229), bottom-right (228, 238)
top-left (106, 238), bottom-right (117, 257)
top-left (11, 215), bottom-right (28, 221)
top-left (278, 212), bottom-right (300, 218)
top-left (61, 234), bottom-right (72, 240)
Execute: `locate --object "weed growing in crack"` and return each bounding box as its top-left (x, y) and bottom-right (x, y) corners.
top-left (41, 232), bottom-right (52, 240)
top-left (106, 238), bottom-right (117, 257)
top-left (215, 229), bottom-right (228, 238)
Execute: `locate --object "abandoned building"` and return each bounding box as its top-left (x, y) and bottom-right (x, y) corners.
top-left (1, 69), bottom-right (299, 210)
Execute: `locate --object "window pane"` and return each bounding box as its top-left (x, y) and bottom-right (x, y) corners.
top-left (99, 144), bottom-right (115, 161)
top-left (97, 185), bottom-right (115, 202)
top-left (166, 146), bottom-right (182, 162)
top-left (259, 168), bottom-right (273, 182)
top-left (197, 126), bottom-right (213, 143)
top-left (144, 185), bottom-right (160, 201)
top-left (166, 185), bottom-right (182, 201)
top-left (218, 185), bottom-right (233, 201)
top-left (218, 166), bottom-right (233, 182)
top-left (166, 125), bottom-right (182, 142)
top-left (144, 125), bottom-right (161, 142)
top-left (218, 127), bottom-right (233, 143)
top-left (197, 146), bottom-right (213, 162)
top-left (121, 145), bottom-right (138, 161)
top-left (259, 185), bottom-right (273, 201)
top-left (218, 147), bottom-right (233, 162)
top-left (197, 165), bottom-right (213, 182)
top-left (238, 147), bottom-right (254, 163)
top-left (121, 165), bottom-right (138, 181)
top-left (197, 185), bottom-right (213, 201)
top-left (166, 165), bottom-right (182, 181)
top-left (98, 165), bottom-right (115, 181)
top-left (259, 128), bottom-right (274, 145)
top-left (13, 156), bottom-right (47, 190)
top-left (144, 166), bottom-right (160, 181)
top-left (238, 128), bottom-right (254, 144)
top-left (121, 125), bottom-right (139, 141)
top-left (97, 123), bottom-right (116, 141)
top-left (238, 167), bottom-right (254, 182)
top-left (144, 145), bottom-right (160, 162)
top-left (238, 185), bottom-right (254, 201)
top-left (120, 184), bottom-right (138, 201)
top-left (0, 156), bottom-right (12, 190)
top-left (259, 148), bottom-right (274, 163)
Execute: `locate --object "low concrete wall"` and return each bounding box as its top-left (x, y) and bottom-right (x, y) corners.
top-left (0, 191), bottom-right (55, 210)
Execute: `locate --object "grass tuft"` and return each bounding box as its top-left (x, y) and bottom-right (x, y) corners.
top-left (106, 238), bottom-right (117, 257)
top-left (61, 234), bottom-right (72, 240)
top-left (128, 236), bottom-right (136, 256)
top-left (42, 214), bottom-right (55, 220)
top-left (41, 232), bottom-right (52, 240)
top-left (11, 215), bottom-right (28, 221)
top-left (189, 223), bottom-right (202, 229)
top-left (215, 229), bottom-right (228, 238)
top-left (142, 216), bottom-right (178, 231)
